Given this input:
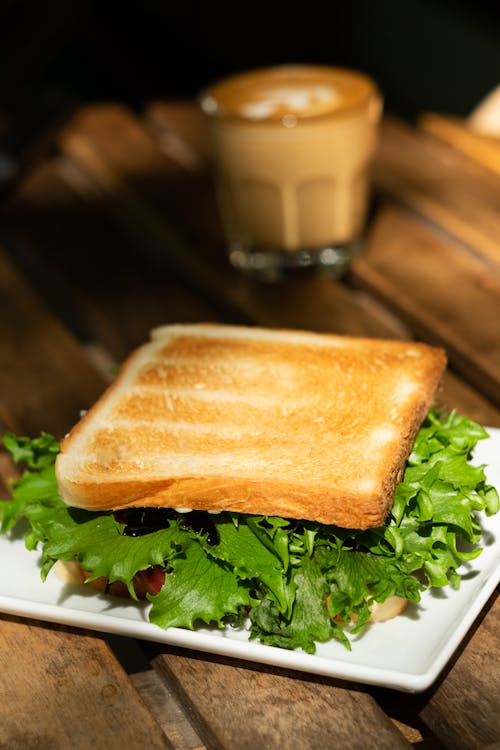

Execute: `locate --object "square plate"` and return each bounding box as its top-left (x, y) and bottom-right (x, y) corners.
top-left (1, 429), bottom-right (499, 692)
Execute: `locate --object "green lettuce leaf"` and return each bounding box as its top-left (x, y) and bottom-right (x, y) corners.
top-left (249, 545), bottom-right (344, 653)
top-left (42, 511), bottom-right (187, 596)
top-left (149, 537), bottom-right (254, 629)
top-left (2, 432), bottom-right (59, 471)
top-left (206, 515), bottom-right (296, 616)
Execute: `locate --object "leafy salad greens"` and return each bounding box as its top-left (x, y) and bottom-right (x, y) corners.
top-left (0, 410), bottom-right (498, 653)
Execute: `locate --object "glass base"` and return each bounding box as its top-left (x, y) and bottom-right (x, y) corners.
top-left (228, 241), bottom-right (360, 282)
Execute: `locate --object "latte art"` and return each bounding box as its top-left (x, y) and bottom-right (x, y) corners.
top-left (238, 84), bottom-right (341, 120)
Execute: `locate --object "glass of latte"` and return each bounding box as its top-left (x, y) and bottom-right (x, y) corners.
top-left (199, 64), bottom-right (382, 280)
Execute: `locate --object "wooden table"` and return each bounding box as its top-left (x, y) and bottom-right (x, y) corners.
top-left (0, 99), bottom-right (499, 749)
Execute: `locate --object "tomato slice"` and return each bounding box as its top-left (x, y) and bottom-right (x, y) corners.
top-left (133, 566), bottom-right (166, 598)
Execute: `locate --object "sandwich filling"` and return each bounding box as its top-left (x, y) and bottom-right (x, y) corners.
top-left (1, 410), bottom-right (498, 652)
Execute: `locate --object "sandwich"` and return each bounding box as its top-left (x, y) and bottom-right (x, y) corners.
top-left (1, 323), bottom-right (498, 652)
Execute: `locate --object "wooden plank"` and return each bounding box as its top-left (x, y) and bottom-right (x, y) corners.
top-left (130, 670), bottom-right (206, 750)
top-left (55, 105), bottom-right (250, 325)
top-left (0, 616), bottom-right (171, 750)
top-left (0, 248), bottom-right (107, 437)
top-left (371, 595), bottom-right (500, 750)
top-left (418, 111), bottom-right (500, 177)
top-left (374, 116), bottom-right (500, 268)
top-left (352, 203), bottom-right (500, 409)
top-left (0, 158), bottom-right (215, 363)
top-left (144, 99), bottom-right (213, 169)
top-left (419, 594), bottom-right (500, 749)
top-left (153, 649), bottom-right (412, 750)
top-left (57, 103), bottom-right (223, 259)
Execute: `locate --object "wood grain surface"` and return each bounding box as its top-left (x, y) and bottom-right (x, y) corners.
top-left (420, 594), bottom-right (500, 749)
top-left (419, 112), bottom-right (500, 177)
top-left (373, 115), bottom-right (500, 268)
top-left (0, 617), bottom-right (171, 750)
top-left (154, 650), bottom-right (413, 750)
top-left (0, 249), bottom-right (107, 437)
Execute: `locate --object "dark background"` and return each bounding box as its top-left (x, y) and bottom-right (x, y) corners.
top-left (1, 0), bottom-right (500, 136)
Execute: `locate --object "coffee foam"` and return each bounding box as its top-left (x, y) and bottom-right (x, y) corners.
top-left (238, 84), bottom-right (341, 120)
top-left (202, 66), bottom-right (377, 123)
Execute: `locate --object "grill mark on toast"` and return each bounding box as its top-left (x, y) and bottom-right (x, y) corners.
top-left (56, 324), bottom-right (447, 526)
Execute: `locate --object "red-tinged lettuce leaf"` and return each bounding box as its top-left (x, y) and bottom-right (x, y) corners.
top-left (149, 537), bottom-right (254, 629)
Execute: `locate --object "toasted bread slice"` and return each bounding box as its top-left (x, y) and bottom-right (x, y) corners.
top-left (55, 324), bottom-right (446, 528)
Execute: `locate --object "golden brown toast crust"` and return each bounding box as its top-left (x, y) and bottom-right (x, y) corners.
top-left (55, 324), bottom-right (447, 528)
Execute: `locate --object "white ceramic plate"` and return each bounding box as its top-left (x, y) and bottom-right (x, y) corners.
top-left (1, 429), bottom-right (499, 693)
